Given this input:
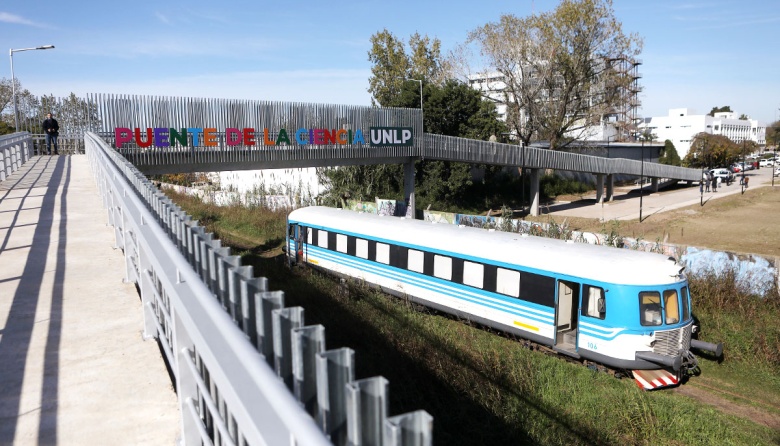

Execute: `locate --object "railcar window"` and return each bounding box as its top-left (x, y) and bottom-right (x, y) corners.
top-left (639, 292), bottom-right (662, 326)
top-left (581, 285), bottom-right (606, 319)
top-left (433, 255), bottom-right (452, 280)
top-left (336, 234), bottom-right (348, 253)
top-left (519, 271), bottom-right (555, 307)
top-left (408, 249), bottom-right (424, 273)
top-left (496, 268), bottom-right (520, 297)
top-left (376, 243), bottom-right (390, 264)
top-left (307, 227), bottom-right (314, 245)
top-left (463, 261), bottom-right (484, 289)
top-left (318, 230), bottom-right (328, 249)
top-left (356, 239), bottom-right (369, 259)
top-left (681, 286), bottom-right (691, 321)
top-left (664, 289), bottom-right (680, 324)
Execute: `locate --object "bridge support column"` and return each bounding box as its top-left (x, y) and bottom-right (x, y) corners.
top-left (403, 160), bottom-right (416, 219)
top-left (606, 174), bottom-right (615, 202)
top-left (651, 177), bottom-right (659, 192)
top-left (529, 168), bottom-right (541, 216)
top-left (595, 174), bottom-right (605, 204)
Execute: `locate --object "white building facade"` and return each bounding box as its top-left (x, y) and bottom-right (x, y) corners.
top-left (640, 108), bottom-right (766, 158)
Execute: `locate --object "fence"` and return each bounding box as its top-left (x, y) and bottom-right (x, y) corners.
top-left (0, 132), bottom-right (34, 181)
top-left (85, 131), bottom-right (432, 446)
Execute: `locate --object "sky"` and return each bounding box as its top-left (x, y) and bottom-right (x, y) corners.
top-left (2, 0), bottom-right (779, 124)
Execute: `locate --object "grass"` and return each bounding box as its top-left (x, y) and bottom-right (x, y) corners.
top-left (165, 189), bottom-right (779, 445)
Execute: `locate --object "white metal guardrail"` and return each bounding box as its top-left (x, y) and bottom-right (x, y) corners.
top-left (0, 132), bottom-right (34, 181)
top-left (85, 131), bottom-right (432, 446)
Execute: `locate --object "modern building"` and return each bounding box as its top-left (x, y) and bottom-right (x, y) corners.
top-left (639, 108), bottom-right (766, 159)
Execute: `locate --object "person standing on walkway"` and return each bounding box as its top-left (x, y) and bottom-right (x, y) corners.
top-left (712, 175), bottom-right (718, 192)
top-left (42, 113), bottom-right (59, 155)
top-left (705, 175), bottom-right (710, 192)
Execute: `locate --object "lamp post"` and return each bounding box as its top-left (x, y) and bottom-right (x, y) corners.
top-left (741, 140), bottom-right (747, 194)
top-left (639, 138), bottom-right (645, 222)
top-left (9, 45), bottom-right (55, 130)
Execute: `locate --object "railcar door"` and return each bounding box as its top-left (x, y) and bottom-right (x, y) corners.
top-left (288, 224), bottom-right (307, 264)
top-left (555, 280), bottom-right (580, 353)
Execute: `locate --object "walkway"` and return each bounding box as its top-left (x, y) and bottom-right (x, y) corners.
top-left (543, 167), bottom-right (778, 221)
top-left (0, 155), bottom-right (179, 444)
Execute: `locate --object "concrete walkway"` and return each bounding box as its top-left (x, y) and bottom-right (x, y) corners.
top-left (543, 166), bottom-right (778, 221)
top-left (0, 156), bottom-right (179, 445)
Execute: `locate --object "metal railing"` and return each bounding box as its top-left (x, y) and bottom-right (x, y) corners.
top-left (85, 132), bottom-right (432, 446)
top-left (0, 132), bottom-right (34, 181)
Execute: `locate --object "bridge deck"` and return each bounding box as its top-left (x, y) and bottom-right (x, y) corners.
top-left (0, 156), bottom-right (179, 444)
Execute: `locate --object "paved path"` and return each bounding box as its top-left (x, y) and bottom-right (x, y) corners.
top-left (543, 166), bottom-right (778, 221)
top-left (0, 156), bottom-right (179, 445)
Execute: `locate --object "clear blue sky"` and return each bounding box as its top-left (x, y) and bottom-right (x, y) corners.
top-left (2, 0), bottom-right (779, 124)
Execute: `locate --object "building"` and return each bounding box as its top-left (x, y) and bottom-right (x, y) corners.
top-left (639, 108), bottom-right (766, 159)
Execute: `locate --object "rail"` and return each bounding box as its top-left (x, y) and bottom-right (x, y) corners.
top-left (85, 131), bottom-right (432, 446)
top-left (0, 132), bottom-right (34, 181)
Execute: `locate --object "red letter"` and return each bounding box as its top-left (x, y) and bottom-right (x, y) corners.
top-left (115, 128), bottom-right (132, 147)
top-left (134, 128), bottom-right (153, 148)
top-left (226, 128), bottom-right (242, 146)
top-left (243, 128), bottom-right (256, 146)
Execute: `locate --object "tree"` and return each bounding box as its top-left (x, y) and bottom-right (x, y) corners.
top-left (465, 0), bottom-right (642, 149)
top-left (684, 133), bottom-right (741, 168)
top-left (738, 113), bottom-right (749, 120)
top-left (766, 121), bottom-right (780, 148)
top-left (658, 139), bottom-right (681, 166)
top-left (708, 106), bottom-right (732, 116)
top-left (367, 30), bottom-right (445, 108)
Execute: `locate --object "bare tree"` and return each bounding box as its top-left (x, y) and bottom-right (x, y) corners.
top-left (464, 0), bottom-right (642, 149)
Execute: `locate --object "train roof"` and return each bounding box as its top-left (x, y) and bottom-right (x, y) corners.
top-left (288, 206), bottom-right (684, 287)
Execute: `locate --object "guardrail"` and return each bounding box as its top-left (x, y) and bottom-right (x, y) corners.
top-left (84, 132), bottom-right (432, 446)
top-left (0, 132), bottom-right (34, 181)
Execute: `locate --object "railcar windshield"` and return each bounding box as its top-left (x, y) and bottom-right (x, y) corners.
top-left (681, 286), bottom-right (691, 321)
top-left (639, 292), bottom-right (662, 326)
top-left (663, 289), bottom-right (680, 324)
top-left (639, 287), bottom-right (688, 326)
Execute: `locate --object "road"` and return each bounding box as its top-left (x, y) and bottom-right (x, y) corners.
top-left (543, 165), bottom-right (778, 221)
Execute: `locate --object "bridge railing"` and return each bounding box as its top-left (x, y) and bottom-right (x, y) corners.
top-left (84, 132), bottom-right (432, 446)
top-left (0, 132), bottom-right (34, 181)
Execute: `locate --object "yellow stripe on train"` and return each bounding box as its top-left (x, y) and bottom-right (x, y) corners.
top-left (513, 321), bottom-right (539, 332)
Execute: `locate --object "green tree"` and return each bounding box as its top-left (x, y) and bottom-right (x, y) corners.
top-left (466, 0), bottom-right (642, 149)
top-left (684, 133), bottom-right (741, 168)
top-left (766, 121), bottom-right (780, 148)
top-left (708, 106), bottom-right (732, 116)
top-left (738, 113), bottom-right (749, 120)
top-left (658, 139), bottom-right (681, 166)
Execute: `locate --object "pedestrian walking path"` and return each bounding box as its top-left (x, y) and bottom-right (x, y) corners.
top-left (544, 167), bottom-right (778, 221)
top-left (0, 155), bottom-right (179, 445)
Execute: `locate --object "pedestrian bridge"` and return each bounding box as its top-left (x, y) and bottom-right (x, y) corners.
top-left (86, 93), bottom-right (701, 216)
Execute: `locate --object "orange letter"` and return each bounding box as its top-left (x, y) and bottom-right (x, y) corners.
top-left (204, 128), bottom-right (217, 146)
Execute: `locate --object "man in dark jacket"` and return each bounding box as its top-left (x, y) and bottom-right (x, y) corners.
top-left (42, 113), bottom-right (59, 155)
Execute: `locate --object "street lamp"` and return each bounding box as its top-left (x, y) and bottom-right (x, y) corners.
top-left (9, 45), bottom-right (55, 130)
top-left (639, 138), bottom-right (645, 222)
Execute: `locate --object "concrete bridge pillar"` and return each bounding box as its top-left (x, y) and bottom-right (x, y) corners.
top-left (651, 177), bottom-right (659, 192)
top-left (595, 174), bottom-right (604, 204)
top-left (404, 160), bottom-right (416, 219)
top-left (529, 168), bottom-right (541, 216)
top-left (606, 174), bottom-right (615, 202)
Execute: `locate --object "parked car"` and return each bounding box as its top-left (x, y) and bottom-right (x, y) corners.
top-left (709, 168), bottom-right (733, 184)
top-left (730, 163), bottom-right (744, 173)
top-left (759, 159), bottom-right (772, 167)
top-left (775, 167), bottom-right (780, 177)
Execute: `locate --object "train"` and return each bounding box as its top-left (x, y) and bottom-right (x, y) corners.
top-left (286, 206), bottom-right (723, 390)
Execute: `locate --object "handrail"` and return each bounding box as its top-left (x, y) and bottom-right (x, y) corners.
top-left (0, 132), bottom-right (34, 181)
top-left (84, 132), bottom-right (431, 446)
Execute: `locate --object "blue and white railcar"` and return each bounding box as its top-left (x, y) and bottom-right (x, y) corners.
top-left (286, 207), bottom-right (721, 389)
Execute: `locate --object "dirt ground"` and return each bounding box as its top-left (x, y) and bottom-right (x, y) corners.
top-left (529, 185), bottom-right (780, 258)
